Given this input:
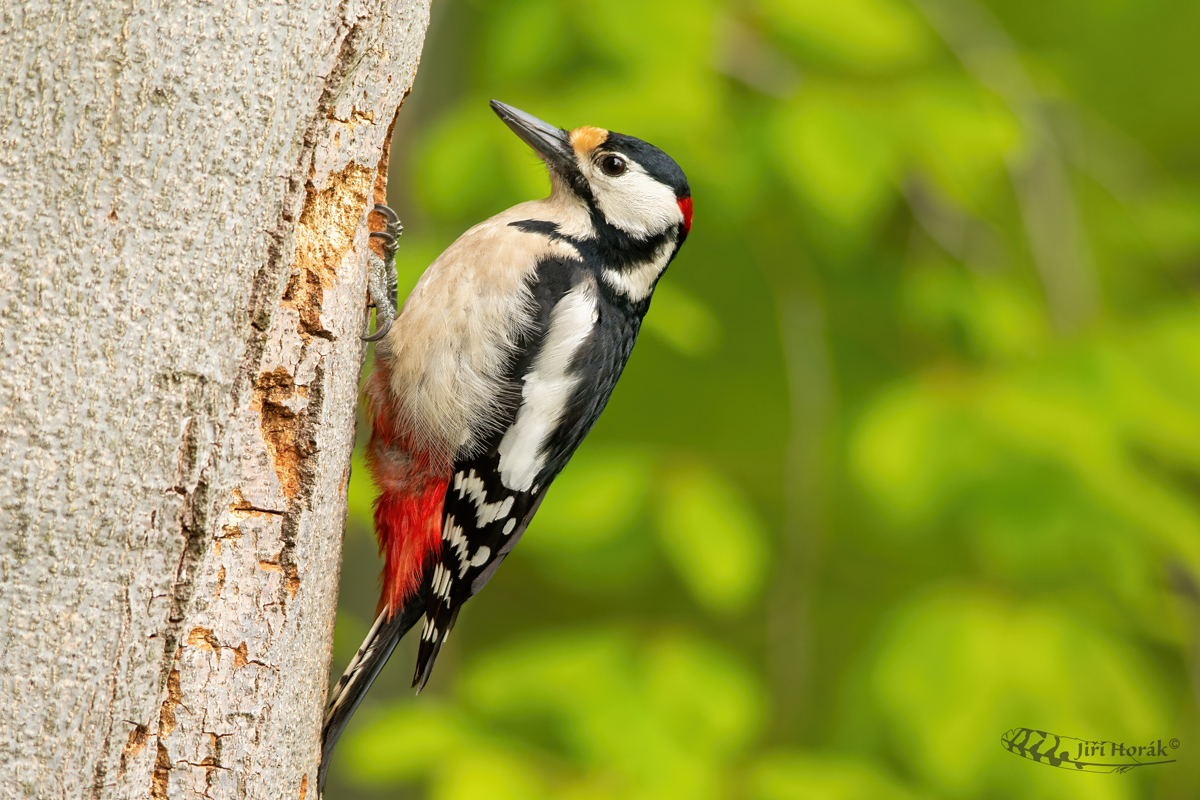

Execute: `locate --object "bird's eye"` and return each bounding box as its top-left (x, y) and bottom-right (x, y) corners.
top-left (599, 155), bottom-right (626, 176)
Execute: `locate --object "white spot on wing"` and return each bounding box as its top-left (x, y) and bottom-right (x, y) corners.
top-left (498, 284), bottom-right (598, 491)
top-left (502, 518), bottom-right (516, 535)
top-left (443, 515), bottom-right (470, 570)
top-left (454, 470), bottom-right (516, 526)
top-left (432, 563), bottom-right (453, 599)
top-left (470, 546), bottom-right (491, 567)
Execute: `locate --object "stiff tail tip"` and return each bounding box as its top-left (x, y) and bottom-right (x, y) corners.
top-left (318, 587), bottom-right (429, 793)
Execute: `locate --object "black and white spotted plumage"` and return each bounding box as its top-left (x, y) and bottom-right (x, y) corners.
top-left (413, 244), bottom-right (661, 688)
top-left (404, 104), bottom-right (690, 690)
top-left (319, 100), bottom-right (690, 787)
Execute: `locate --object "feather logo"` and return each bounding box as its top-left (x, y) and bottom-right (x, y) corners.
top-left (1001, 728), bottom-right (1179, 773)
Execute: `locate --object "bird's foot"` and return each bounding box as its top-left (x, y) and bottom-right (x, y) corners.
top-left (364, 203), bottom-right (403, 342)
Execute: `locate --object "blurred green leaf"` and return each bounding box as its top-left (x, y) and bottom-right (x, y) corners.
top-left (567, 0), bottom-right (716, 70)
top-left (434, 749), bottom-right (547, 800)
top-left (434, 630), bottom-right (761, 800)
top-left (332, 610), bottom-right (370, 667)
top-left (773, 88), bottom-right (897, 230)
top-left (462, 629), bottom-right (640, 763)
top-left (1129, 188), bottom-right (1200, 262)
top-left (486, 0), bottom-right (570, 84)
top-left (644, 634), bottom-right (764, 758)
top-left (643, 279), bottom-right (721, 357)
top-left (417, 107), bottom-right (504, 217)
top-left (898, 77), bottom-right (1022, 211)
top-left (752, 752), bottom-right (922, 800)
top-left (655, 463), bottom-right (769, 613)
top-left (762, 0), bottom-right (932, 70)
top-left (869, 587), bottom-right (1167, 798)
top-left (527, 448), bottom-right (653, 552)
top-left (901, 261), bottom-right (1048, 362)
top-left (348, 705), bottom-right (469, 783)
top-left (849, 379), bottom-right (991, 528)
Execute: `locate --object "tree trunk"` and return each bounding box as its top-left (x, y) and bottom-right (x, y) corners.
top-left (0, 2), bottom-right (430, 797)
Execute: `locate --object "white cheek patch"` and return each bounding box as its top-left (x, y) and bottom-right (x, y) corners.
top-left (587, 160), bottom-right (684, 238)
top-left (497, 284), bottom-right (599, 491)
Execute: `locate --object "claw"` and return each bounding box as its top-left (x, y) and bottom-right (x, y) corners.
top-left (374, 203), bottom-right (400, 225)
top-left (363, 203), bottom-right (401, 341)
top-left (362, 316), bottom-right (393, 342)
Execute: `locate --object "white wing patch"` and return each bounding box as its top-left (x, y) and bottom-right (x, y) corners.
top-left (498, 284), bottom-right (599, 491)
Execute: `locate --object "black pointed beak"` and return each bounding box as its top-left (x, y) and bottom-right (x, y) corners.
top-left (490, 100), bottom-right (575, 175)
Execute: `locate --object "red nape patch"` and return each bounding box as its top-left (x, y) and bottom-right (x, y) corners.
top-left (374, 478), bottom-right (449, 618)
top-left (678, 196), bottom-right (693, 234)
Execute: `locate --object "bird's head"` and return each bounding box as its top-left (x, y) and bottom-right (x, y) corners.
top-left (491, 100), bottom-right (691, 242)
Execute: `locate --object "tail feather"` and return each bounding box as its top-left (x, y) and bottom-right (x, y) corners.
top-left (412, 603), bottom-right (460, 694)
top-left (318, 578), bottom-right (430, 792)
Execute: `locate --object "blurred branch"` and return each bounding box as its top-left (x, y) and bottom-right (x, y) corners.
top-left (713, 18), bottom-right (803, 99)
top-left (912, 0), bottom-right (1100, 331)
top-left (768, 286), bottom-right (836, 741)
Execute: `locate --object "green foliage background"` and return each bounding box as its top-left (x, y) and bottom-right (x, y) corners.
top-left (325, 0), bottom-right (1200, 797)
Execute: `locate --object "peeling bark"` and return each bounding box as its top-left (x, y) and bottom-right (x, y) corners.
top-left (0, 1), bottom-right (431, 798)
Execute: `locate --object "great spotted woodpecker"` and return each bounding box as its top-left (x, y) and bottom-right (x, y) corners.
top-left (319, 101), bottom-right (691, 785)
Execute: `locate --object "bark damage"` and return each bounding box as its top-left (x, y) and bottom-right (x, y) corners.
top-left (131, 4), bottom-right (431, 799)
top-left (0, 0), bottom-right (431, 796)
top-left (149, 154), bottom-right (378, 798)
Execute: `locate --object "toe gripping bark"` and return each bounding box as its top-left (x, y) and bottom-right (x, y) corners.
top-left (363, 203), bottom-right (402, 342)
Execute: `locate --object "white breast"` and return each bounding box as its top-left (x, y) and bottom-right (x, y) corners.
top-left (378, 195), bottom-right (590, 458)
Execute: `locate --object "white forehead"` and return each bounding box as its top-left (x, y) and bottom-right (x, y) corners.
top-left (576, 151), bottom-right (683, 239)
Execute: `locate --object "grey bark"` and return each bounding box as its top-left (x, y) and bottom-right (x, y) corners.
top-left (0, 1), bottom-right (431, 798)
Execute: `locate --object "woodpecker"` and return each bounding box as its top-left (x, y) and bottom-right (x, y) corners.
top-left (319, 100), bottom-right (691, 786)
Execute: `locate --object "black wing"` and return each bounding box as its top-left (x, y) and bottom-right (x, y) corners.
top-left (412, 247), bottom-right (648, 690)
top-left (411, 242), bottom-right (648, 691)
top-left (409, 251), bottom-right (577, 691)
